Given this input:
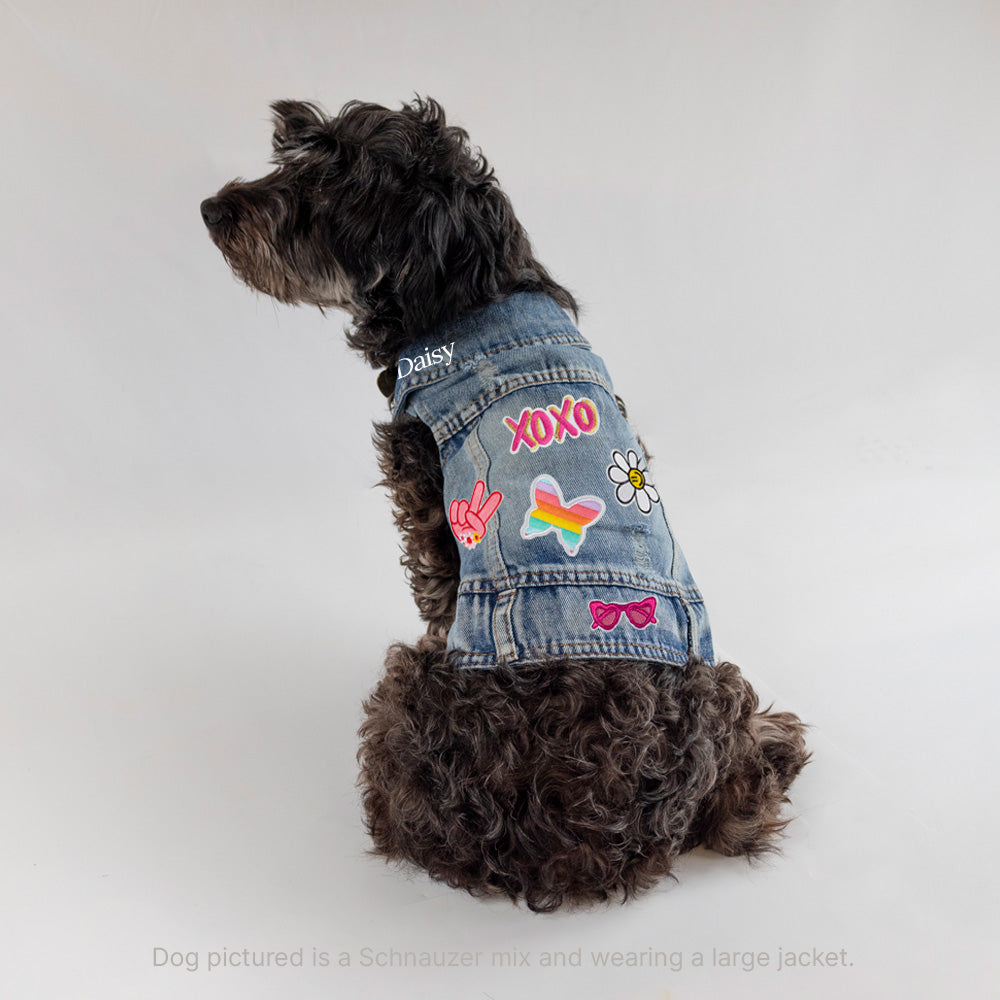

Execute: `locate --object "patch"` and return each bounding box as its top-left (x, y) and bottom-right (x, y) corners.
top-left (449, 479), bottom-right (503, 549)
top-left (503, 394), bottom-right (600, 454)
top-left (607, 448), bottom-right (660, 514)
top-left (520, 474), bottom-right (604, 557)
top-left (589, 596), bottom-right (659, 631)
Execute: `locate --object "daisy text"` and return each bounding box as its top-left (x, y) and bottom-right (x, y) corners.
top-left (397, 342), bottom-right (456, 378)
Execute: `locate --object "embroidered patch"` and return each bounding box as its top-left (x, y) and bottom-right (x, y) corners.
top-left (449, 480), bottom-right (503, 549)
top-left (607, 449), bottom-right (660, 514)
top-left (503, 394), bottom-right (600, 454)
top-left (520, 474), bottom-right (604, 556)
top-left (589, 596), bottom-right (659, 631)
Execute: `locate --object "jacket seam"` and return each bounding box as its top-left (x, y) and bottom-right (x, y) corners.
top-left (456, 573), bottom-right (704, 601)
top-left (454, 642), bottom-right (691, 665)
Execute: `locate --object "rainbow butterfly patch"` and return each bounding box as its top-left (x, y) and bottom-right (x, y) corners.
top-left (520, 474), bottom-right (604, 557)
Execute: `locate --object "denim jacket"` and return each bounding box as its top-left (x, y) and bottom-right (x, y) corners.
top-left (391, 292), bottom-right (714, 669)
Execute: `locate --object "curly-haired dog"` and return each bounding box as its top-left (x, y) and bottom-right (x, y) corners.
top-left (201, 96), bottom-right (809, 913)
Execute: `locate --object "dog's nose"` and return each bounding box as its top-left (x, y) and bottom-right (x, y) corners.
top-left (200, 197), bottom-right (225, 228)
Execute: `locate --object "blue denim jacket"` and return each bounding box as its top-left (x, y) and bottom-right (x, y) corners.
top-left (391, 292), bottom-right (714, 669)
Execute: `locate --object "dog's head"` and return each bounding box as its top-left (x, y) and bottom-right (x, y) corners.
top-left (201, 96), bottom-right (576, 372)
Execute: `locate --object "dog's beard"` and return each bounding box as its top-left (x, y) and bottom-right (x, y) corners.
top-left (214, 225), bottom-right (358, 313)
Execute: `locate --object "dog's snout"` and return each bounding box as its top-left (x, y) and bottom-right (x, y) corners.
top-left (200, 197), bottom-right (225, 228)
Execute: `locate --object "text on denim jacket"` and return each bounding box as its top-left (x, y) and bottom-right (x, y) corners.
top-left (397, 342), bottom-right (455, 378)
top-left (503, 394), bottom-right (600, 454)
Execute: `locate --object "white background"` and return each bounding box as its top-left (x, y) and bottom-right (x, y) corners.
top-left (1, 1), bottom-right (997, 998)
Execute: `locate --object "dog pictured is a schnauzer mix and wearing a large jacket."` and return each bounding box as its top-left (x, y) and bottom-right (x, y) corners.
top-left (201, 96), bottom-right (809, 913)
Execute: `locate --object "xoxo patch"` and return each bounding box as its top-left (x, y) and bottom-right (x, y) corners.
top-left (503, 394), bottom-right (600, 455)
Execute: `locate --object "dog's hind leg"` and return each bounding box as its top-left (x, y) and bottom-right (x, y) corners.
top-left (359, 642), bottom-right (747, 912)
top-left (687, 660), bottom-right (810, 857)
top-left (371, 414), bottom-right (459, 636)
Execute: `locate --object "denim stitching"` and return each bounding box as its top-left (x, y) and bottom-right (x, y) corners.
top-left (457, 572), bottom-right (704, 601)
top-left (456, 642), bottom-right (691, 666)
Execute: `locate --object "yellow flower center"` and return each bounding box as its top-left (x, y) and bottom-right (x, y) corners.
top-left (628, 468), bottom-right (645, 489)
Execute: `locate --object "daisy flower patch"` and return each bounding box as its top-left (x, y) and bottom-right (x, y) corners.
top-left (607, 449), bottom-right (660, 514)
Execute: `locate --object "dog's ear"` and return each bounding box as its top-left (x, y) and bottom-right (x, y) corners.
top-left (386, 95), bottom-right (516, 334)
top-left (393, 180), bottom-right (517, 337)
top-left (396, 190), bottom-right (462, 288)
top-left (270, 100), bottom-right (330, 164)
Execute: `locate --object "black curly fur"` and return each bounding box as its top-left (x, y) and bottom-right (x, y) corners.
top-left (202, 94), bottom-right (810, 912)
top-left (370, 414), bottom-right (458, 636)
top-left (358, 636), bottom-right (806, 913)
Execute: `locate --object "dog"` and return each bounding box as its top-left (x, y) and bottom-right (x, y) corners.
top-left (201, 96), bottom-right (809, 912)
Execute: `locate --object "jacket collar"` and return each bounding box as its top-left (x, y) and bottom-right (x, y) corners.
top-left (385, 292), bottom-right (585, 405)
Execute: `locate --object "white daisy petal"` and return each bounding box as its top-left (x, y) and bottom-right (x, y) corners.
top-left (616, 481), bottom-right (636, 506)
top-left (607, 464), bottom-right (629, 484)
top-left (627, 449), bottom-right (639, 469)
top-left (612, 450), bottom-right (631, 472)
top-left (636, 488), bottom-right (652, 514)
top-left (644, 483), bottom-right (660, 504)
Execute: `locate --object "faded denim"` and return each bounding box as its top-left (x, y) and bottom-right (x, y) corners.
top-left (391, 292), bottom-right (714, 669)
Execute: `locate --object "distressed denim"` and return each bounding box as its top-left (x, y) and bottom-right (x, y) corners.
top-left (391, 292), bottom-right (714, 669)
